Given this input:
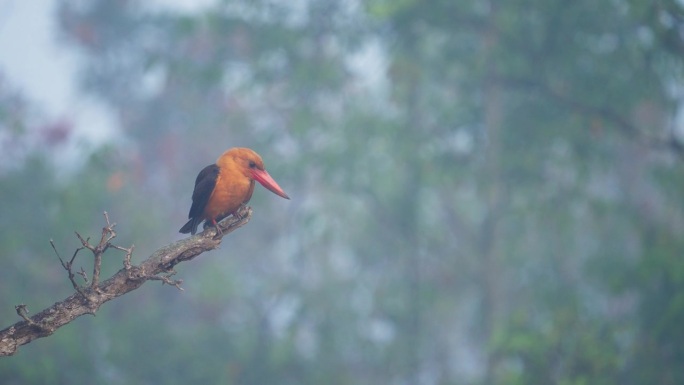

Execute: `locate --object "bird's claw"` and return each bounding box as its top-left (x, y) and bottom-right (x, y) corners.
top-left (212, 225), bottom-right (223, 240)
top-left (234, 204), bottom-right (249, 220)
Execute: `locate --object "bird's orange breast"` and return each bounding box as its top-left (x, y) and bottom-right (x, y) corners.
top-left (203, 167), bottom-right (255, 220)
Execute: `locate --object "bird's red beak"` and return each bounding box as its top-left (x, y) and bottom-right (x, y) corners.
top-left (251, 169), bottom-right (290, 200)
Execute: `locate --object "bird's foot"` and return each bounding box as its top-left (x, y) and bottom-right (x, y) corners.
top-left (212, 220), bottom-right (223, 240)
top-left (234, 204), bottom-right (249, 220)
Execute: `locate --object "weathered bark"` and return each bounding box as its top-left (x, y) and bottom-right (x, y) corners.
top-left (0, 206), bottom-right (252, 357)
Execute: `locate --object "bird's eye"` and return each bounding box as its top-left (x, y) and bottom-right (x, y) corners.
top-left (248, 161), bottom-right (256, 168)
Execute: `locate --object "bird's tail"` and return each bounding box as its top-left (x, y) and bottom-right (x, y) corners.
top-left (179, 217), bottom-right (202, 235)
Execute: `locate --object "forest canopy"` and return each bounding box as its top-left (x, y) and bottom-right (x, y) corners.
top-left (1, 0), bottom-right (683, 384)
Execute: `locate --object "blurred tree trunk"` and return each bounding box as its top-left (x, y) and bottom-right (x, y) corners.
top-left (403, 67), bottom-right (423, 385)
top-left (480, 2), bottom-right (503, 382)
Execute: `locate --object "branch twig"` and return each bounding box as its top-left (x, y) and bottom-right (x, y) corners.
top-left (0, 207), bottom-right (252, 357)
top-left (14, 305), bottom-right (33, 325)
top-left (51, 239), bottom-right (88, 298)
top-left (146, 270), bottom-right (184, 291)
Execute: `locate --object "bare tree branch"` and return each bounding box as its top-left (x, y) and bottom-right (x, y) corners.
top-left (495, 75), bottom-right (684, 160)
top-left (0, 205), bottom-right (252, 357)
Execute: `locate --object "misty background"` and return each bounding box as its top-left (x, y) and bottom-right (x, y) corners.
top-left (1, 0), bottom-right (683, 384)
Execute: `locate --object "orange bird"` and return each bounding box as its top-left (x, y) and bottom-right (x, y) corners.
top-left (179, 147), bottom-right (290, 235)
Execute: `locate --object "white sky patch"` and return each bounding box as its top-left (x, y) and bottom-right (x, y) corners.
top-left (141, 0), bottom-right (218, 14)
top-left (346, 37), bottom-right (388, 95)
top-left (0, 0), bottom-right (77, 116)
top-left (667, 81), bottom-right (684, 145)
top-left (0, 0), bottom-right (117, 153)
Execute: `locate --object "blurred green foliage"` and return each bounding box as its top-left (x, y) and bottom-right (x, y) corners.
top-left (1, 0), bottom-right (683, 384)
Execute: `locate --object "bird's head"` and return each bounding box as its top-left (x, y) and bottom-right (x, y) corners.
top-left (219, 147), bottom-right (290, 200)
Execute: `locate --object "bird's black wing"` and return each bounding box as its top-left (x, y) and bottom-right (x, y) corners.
top-left (180, 164), bottom-right (220, 234)
top-left (188, 164), bottom-right (220, 219)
